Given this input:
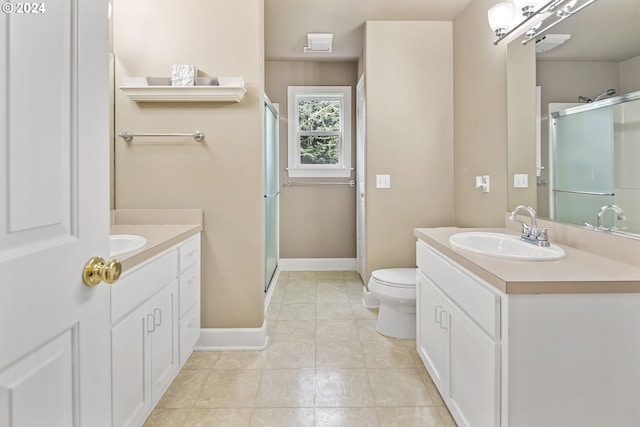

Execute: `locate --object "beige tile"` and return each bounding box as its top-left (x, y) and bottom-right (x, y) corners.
top-left (316, 288), bottom-right (350, 304)
top-left (278, 303), bottom-right (316, 320)
top-left (143, 408), bottom-right (190, 427)
top-left (182, 408), bottom-right (253, 427)
top-left (316, 303), bottom-right (353, 319)
top-left (315, 408), bottom-right (379, 427)
top-left (250, 408), bottom-right (314, 427)
top-left (265, 341), bottom-right (315, 369)
top-left (419, 368), bottom-right (446, 407)
top-left (255, 369), bottom-right (315, 407)
top-left (436, 406), bottom-right (457, 427)
top-left (194, 369), bottom-right (262, 408)
top-left (344, 270), bottom-right (363, 281)
top-left (272, 319), bottom-right (316, 342)
top-left (288, 271), bottom-right (317, 280)
top-left (269, 286), bottom-right (285, 304)
top-left (376, 407), bottom-right (444, 427)
top-left (317, 271), bottom-right (345, 280)
top-left (283, 289), bottom-right (317, 305)
top-left (368, 369), bottom-right (433, 407)
top-left (156, 370), bottom-right (210, 409)
top-left (350, 301), bottom-right (379, 320)
top-left (265, 302), bottom-right (281, 321)
top-left (356, 319), bottom-right (397, 342)
top-left (315, 368), bottom-right (375, 407)
top-left (278, 271), bottom-right (290, 280)
top-left (285, 279), bottom-right (317, 291)
top-left (315, 341), bottom-right (365, 369)
top-left (316, 319), bottom-right (360, 342)
top-left (183, 351), bottom-right (220, 370)
top-left (214, 350), bottom-right (268, 369)
top-left (361, 341), bottom-right (417, 368)
top-left (345, 282), bottom-right (365, 298)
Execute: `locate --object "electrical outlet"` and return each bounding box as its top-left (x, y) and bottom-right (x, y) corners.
top-left (376, 174), bottom-right (390, 189)
top-left (514, 174), bottom-right (528, 188)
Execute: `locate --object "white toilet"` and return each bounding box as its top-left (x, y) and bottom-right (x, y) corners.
top-left (365, 268), bottom-right (417, 339)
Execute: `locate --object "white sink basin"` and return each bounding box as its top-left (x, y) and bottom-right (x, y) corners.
top-left (448, 232), bottom-right (565, 261)
top-left (110, 235), bottom-right (147, 257)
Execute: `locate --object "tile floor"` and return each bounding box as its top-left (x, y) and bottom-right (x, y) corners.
top-left (144, 271), bottom-right (457, 427)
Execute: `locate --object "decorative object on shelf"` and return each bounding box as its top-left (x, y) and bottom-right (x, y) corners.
top-left (488, 0), bottom-right (599, 45)
top-left (171, 64), bottom-right (196, 86)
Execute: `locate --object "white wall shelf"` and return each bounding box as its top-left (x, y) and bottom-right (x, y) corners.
top-left (119, 85), bottom-right (246, 103)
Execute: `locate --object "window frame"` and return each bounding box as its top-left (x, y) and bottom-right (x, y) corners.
top-left (287, 86), bottom-right (352, 178)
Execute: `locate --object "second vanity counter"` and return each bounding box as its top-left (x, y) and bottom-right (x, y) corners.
top-left (415, 226), bottom-right (640, 294)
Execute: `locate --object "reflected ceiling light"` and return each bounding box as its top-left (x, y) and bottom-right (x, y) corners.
top-left (488, 0), bottom-right (599, 45)
top-left (304, 33), bottom-right (333, 53)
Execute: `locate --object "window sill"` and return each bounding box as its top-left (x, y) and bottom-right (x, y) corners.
top-left (287, 168), bottom-right (353, 178)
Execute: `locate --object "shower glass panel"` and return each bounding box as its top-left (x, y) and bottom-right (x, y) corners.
top-left (553, 106), bottom-right (614, 225)
top-left (264, 100), bottom-right (279, 291)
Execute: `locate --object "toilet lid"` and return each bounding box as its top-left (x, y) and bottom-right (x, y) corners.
top-left (371, 268), bottom-right (416, 287)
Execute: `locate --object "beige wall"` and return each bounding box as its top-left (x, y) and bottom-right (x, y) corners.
top-left (265, 61), bottom-right (358, 258)
top-left (452, 0), bottom-right (509, 227)
top-left (621, 56), bottom-right (640, 94)
top-left (363, 21), bottom-right (454, 280)
top-left (113, 0), bottom-right (265, 328)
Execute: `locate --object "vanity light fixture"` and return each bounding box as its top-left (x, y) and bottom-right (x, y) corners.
top-left (303, 33), bottom-right (333, 53)
top-left (488, 0), bottom-right (599, 45)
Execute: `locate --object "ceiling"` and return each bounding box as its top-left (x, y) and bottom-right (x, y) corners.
top-left (535, 0), bottom-right (640, 62)
top-left (265, 0), bottom-right (640, 64)
top-left (264, 0), bottom-right (472, 61)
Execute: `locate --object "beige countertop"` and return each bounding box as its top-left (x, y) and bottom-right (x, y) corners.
top-left (110, 209), bottom-right (203, 271)
top-left (415, 227), bottom-right (640, 294)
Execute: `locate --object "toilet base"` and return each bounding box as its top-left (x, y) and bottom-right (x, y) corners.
top-left (361, 286), bottom-right (380, 308)
top-left (376, 301), bottom-right (416, 339)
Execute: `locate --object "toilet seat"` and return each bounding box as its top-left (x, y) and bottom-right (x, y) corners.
top-left (370, 268), bottom-right (416, 288)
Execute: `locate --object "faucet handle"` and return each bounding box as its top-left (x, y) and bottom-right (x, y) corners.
top-left (515, 220), bottom-right (531, 236)
top-left (538, 227), bottom-right (555, 240)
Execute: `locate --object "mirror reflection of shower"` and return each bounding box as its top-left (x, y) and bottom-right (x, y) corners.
top-left (578, 88), bottom-right (617, 103)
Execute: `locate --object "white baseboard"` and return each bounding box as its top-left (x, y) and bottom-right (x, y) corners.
top-left (195, 322), bottom-right (269, 351)
top-left (279, 258), bottom-right (357, 271)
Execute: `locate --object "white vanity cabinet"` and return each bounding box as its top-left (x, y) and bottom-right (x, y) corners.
top-left (111, 234), bottom-right (201, 427)
top-left (417, 240), bottom-right (501, 427)
top-left (177, 235), bottom-right (201, 364)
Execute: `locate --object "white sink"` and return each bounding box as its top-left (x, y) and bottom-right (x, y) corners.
top-left (110, 235), bottom-right (147, 257)
top-left (448, 232), bottom-right (565, 261)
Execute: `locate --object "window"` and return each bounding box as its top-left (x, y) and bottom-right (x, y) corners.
top-left (287, 86), bottom-right (352, 178)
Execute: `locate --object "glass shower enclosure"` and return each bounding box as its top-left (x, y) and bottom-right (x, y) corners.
top-left (264, 97), bottom-right (279, 291)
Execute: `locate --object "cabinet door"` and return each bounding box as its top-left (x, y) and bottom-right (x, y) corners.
top-left (112, 304), bottom-right (152, 427)
top-left (416, 271), bottom-right (447, 392)
top-left (446, 301), bottom-right (500, 427)
top-left (149, 280), bottom-right (179, 404)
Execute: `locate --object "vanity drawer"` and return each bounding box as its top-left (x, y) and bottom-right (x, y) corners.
top-left (179, 263), bottom-right (200, 317)
top-left (178, 235), bottom-right (200, 273)
top-left (179, 303), bottom-right (200, 364)
top-left (417, 241), bottom-right (501, 339)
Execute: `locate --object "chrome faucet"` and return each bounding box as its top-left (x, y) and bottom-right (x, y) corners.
top-left (509, 205), bottom-right (553, 247)
top-left (596, 205), bottom-right (626, 230)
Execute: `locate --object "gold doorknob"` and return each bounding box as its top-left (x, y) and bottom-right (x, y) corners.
top-left (83, 257), bottom-right (122, 287)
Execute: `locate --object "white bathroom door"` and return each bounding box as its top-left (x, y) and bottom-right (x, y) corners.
top-left (356, 74), bottom-right (367, 279)
top-left (0, 1), bottom-right (112, 426)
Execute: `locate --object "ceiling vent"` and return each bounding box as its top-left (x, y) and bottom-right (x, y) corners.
top-left (535, 34), bottom-right (571, 53)
top-left (304, 33), bottom-right (333, 53)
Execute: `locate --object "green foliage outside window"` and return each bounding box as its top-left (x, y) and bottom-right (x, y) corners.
top-left (297, 99), bottom-right (341, 165)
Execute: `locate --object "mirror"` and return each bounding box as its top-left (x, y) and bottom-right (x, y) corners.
top-left (507, 0), bottom-right (640, 236)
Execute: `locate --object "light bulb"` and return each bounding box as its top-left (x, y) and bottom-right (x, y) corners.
top-left (513, 0), bottom-right (539, 17)
top-left (488, 3), bottom-right (515, 37)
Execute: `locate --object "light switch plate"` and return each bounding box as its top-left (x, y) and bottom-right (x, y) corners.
top-left (514, 173), bottom-right (528, 188)
top-left (376, 174), bottom-right (390, 189)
